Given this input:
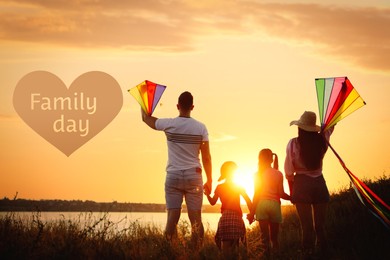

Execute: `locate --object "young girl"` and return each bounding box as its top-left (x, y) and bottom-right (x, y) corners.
top-left (205, 161), bottom-right (252, 258)
top-left (247, 149), bottom-right (290, 255)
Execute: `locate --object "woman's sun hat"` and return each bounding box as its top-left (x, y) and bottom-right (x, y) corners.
top-left (290, 111), bottom-right (321, 132)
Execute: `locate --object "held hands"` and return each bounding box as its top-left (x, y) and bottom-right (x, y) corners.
top-left (203, 182), bottom-right (211, 196)
top-left (246, 213), bottom-right (255, 225)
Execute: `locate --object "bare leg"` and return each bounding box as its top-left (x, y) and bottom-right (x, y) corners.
top-left (313, 203), bottom-right (328, 252)
top-left (259, 220), bottom-right (271, 255)
top-left (221, 240), bottom-right (239, 260)
top-left (166, 208), bottom-right (181, 240)
top-left (188, 209), bottom-right (204, 247)
top-left (295, 203), bottom-right (315, 251)
top-left (270, 222), bottom-right (280, 250)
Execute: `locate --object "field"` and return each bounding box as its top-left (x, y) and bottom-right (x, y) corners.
top-left (0, 175), bottom-right (389, 259)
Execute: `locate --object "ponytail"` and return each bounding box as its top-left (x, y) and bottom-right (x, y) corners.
top-left (272, 153), bottom-right (279, 170)
top-left (259, 149), bottom-right (279, 171)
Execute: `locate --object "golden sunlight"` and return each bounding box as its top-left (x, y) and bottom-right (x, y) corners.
top-left (232, 165), bottom-right (292, 206)
top-left (233, 166), bottom-right (256, 201)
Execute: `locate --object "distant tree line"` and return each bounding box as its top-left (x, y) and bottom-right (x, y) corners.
top-left (0, 198), bottom-right (166, 212)
top-left (0, 198), bottom-right (222, 213)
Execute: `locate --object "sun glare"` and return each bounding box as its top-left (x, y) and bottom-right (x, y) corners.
top-left (233, 167), bottom-right (292, 206)
top-left (233, 166), bottom-right (256, 202)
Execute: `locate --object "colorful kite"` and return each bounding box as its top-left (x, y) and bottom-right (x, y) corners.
top-left (128, 80), bottom-right (166, 116)
top-left (315, 77), bottom-right (366, 131)
top-left (315, 77), bottom-right (390, 230)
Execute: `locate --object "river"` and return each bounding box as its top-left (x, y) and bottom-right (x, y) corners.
top-left (0, 211), bottom-right (252, 232)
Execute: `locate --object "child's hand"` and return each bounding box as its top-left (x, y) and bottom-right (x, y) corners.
top-left (203, 184), bottom-right (211, 196)
top-left (246, 213), bottom-right (255, 224)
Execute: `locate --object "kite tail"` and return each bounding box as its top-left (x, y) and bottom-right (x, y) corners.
top-left (326, 141), bottom-right (390, 230)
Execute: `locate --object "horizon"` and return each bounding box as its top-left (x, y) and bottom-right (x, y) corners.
top-left (1, 0), bottom-right (389, 205)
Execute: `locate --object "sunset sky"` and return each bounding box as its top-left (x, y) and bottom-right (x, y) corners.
top-left (1, 0), bottom-right (389, 205)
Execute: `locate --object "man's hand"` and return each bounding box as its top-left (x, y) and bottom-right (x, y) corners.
top-left (203, 181), bottom-right (212, 196)
top-left (141, 108), bottom-right (157, 129)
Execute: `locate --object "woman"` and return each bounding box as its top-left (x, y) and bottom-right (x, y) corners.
top-left (247, 149), bottom-right (290, 255)
top-left (284, 111), bottom-right (334, 255)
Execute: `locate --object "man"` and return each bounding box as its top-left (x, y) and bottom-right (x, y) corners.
top-left (141, 91), bottom-right (212, 245)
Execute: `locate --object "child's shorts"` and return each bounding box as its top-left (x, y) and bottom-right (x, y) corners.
top-left (255, 199), bottom-right (282, 223)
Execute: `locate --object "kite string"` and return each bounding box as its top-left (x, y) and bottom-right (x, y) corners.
top-left (327, 141), bottom-right (390, 209)
top-left (326, 140), bottom-right (390, 229)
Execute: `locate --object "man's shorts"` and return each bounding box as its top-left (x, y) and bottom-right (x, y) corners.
top-left (255, 199), bottom-right (282, 223)
top-left (165, 167), bottom-right (203, 211)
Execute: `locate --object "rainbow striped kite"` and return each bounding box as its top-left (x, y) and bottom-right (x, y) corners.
top-left (316, 76), bottom-right (390, 229)
top-left (129, 80), bottom-right (166, 116)
top-left (315, 77), bottom-right (366, 132)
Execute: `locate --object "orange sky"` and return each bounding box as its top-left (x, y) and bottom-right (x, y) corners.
top-left (1, 0), bottom-right (389, 204)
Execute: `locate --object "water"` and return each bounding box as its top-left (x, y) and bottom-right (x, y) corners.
top-left (0, 211), bottom-right (246, 232)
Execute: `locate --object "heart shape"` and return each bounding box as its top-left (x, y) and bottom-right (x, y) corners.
top-left (13, 71), bottom-right (123, 156)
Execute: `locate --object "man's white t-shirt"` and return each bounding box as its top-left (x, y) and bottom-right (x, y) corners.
top-left (155, 117), bottom-right (209, 172)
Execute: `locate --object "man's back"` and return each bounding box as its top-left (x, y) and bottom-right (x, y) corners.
top-left (156, 117), bottom-right (208, 172)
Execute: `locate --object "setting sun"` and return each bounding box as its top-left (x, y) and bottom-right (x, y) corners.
top-left (233, 166), bottom-right (256, 203)
top-left (232, 164), bottom-right (293, 206)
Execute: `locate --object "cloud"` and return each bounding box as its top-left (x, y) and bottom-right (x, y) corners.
top-left (211, 132), bottom-right (237, 143)
top-left (248, 3), bottom-right (390, 72)
top-left (0, 0), bottom-right (389, 71)
top-left (0, 114), bottom-right (17, 120)
top-left (0, 0), bottom-right (197, 51)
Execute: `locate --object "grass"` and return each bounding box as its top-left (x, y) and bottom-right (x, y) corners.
top-left (1, 175), bottom-right (389, 259)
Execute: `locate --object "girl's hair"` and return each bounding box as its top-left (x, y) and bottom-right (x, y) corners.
top-left (255, 149), bottom-right (279, 191)
top-left (272, 153), bottom-right (279, 170)
top-left (298, 128), bottom-right (328, 170)
top-left (258, 149), bottom-right (278, 171)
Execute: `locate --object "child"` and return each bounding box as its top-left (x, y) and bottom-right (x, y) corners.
top-left (247, 149), bottom-right (290, 256)
top-left (205, 161), bottom-right (252, 259)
